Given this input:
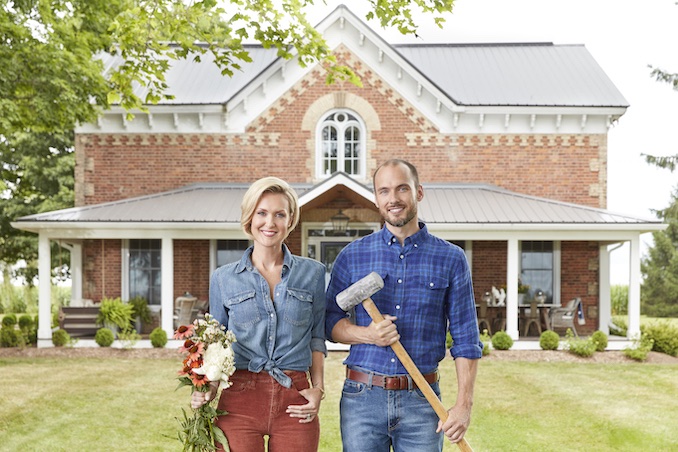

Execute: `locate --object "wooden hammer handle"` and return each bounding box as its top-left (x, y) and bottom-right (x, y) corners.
top-left (361, 297), bottom-right (474, 452)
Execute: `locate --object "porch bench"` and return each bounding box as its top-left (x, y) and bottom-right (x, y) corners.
top-left (58, 306), bottom-right (100, 338)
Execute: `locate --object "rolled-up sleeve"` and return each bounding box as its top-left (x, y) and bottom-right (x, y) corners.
top-left (311, 263), bottom-right (328, 355)
top-left (448, 252), bottom-right (483, 360)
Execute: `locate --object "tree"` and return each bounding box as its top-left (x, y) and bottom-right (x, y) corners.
top-left (641, 188), bottom-right (678, 317)
top-left (0, 0), bottom-right (455, 281)
top-left (642, 64), bottom-right (678, 169)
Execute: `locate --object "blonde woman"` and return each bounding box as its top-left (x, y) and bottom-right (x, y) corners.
top-left (192, 177), bottom-right (326, 451)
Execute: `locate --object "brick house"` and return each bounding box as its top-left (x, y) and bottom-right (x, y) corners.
top-left (13, 5), bottom-right (663, 348)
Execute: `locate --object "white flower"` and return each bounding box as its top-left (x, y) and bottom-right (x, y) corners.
top-left (193, 342), bottom-right (234, 384)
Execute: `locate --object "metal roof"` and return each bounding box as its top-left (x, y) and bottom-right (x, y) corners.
top-left (98, 41), bottom-right (627, 108)
top-left (394, 43), bottom-right (628, 107)
top-left (15, 182), bottom-right (658, 226)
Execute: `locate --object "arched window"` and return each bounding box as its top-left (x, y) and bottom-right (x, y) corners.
top-left (317, 110), bottom-right (365, 178)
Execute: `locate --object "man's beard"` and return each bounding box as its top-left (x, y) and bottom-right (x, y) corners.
top-left (383, 205), bottom-right (417, 227)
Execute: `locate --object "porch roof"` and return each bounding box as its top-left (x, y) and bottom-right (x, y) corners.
top-left (13, 176), bottom-right (663, 233)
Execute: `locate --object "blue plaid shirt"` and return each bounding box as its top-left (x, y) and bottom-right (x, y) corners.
top-left (326, 222), bottom-right (482, 375)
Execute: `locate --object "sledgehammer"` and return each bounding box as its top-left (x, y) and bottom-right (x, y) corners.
top-left (336, 272), bottom-right (474, 452)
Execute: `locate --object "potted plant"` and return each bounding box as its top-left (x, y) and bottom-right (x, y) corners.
top-left (518, 279), bottom-right (530, 304)
top-left (128, 296), bottom-right (152, 333)
top-left (96, 297), bottom-right (134, 336)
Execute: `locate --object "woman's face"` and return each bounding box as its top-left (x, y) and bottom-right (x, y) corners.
top-left (250, 192), bottom-right (291, 250)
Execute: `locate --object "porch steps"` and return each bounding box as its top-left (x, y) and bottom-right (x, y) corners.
top-left (58, 307), bottom-right (100, 338)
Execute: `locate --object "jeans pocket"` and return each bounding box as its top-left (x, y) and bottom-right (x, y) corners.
top-left (342, 379), bottom-right (367, 397)
top-left (414, 381), bottom-right (441, 401)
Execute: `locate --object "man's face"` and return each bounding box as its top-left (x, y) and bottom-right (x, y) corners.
top-left (373, 163), bottom-right (423, 228)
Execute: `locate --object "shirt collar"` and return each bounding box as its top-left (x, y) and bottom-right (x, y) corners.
top-left (235, 244), bottom-right (292, 274)
top-left (379, 221), bottom-right (428, 246)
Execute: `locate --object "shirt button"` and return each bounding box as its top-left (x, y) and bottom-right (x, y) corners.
top-left (414, 244), bottom-right (418, 248)
top-left (429, 282), bottom-right (434, 287)
top-left (391, 358), bottom-right (396, 363)
top-left (396, 305), bottom-right (401, 310)
top-left (397, 279), bottom-right (402, 284)
top-left (269, 336), bottom-right (273, 340)
top-left (276, 292), bottom-right (280, 297)
top-left (270, 313), bottom-right (274, 317)
top-left (399, 255), bottom-right (404, 259)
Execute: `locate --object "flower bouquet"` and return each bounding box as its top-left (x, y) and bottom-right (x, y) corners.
top-left (174, 313), bottom-right (237, 452)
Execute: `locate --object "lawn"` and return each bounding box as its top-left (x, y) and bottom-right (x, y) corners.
top-left (0, 351), bottom-right (676, 451)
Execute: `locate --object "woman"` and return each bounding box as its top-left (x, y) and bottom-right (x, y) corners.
top-left (191, 177), bottom-right (326, 451)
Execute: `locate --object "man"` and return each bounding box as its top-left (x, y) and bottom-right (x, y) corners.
top-left (326, 159), bottom-right (482, 451)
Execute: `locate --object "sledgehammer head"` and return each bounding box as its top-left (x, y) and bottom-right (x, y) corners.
top-left (336, 272), bottom-right (384, 311)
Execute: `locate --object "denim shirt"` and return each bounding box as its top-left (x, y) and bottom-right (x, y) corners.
top-left (326, 223), bottom-right (482, 375)
top-left (210, 245), bottom-right (327, 388)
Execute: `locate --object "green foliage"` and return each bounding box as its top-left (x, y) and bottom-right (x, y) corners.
top-left (96, 297), bottom-right (134, 330)
top-left (51, 329), bottom-right (71, 347)
top-left (1, 313), bottom-right (17, 328)
top-left (641, 321), bottom-right (678, 356)
top-left (610, 284), bottom-right (628, 315)
top-left (640, 187), bottom-right (678, 317)
top-left (129, 296), bottom-right (152, 324)
top-left (591, 330), bottom-right (609, 352)
top-left (610, 316), bottom-right (628, 336)
top-left (117, 329), bottom-right (141, 349)
top-left (539, 330), bottom-right (560, 350)
top-left (623, 333), bottom-right (654, 362)
top-left (18, 314), bottom-right (33, 331)
top-left (479, 329), bottom-right (491, 356)
top-left (491, 331), bottom-right (513, 350)
top-left (95, 328), bottom-right (115, 347)
top-left (0, 327), bottom-right (22, 347)
top-left (564, 329), bottom-right (596, 358)
top-left (150, 327), bottom-right (168, 348)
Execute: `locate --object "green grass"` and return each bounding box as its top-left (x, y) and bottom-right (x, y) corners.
top-left (1, 352), bottom-right (676, 451)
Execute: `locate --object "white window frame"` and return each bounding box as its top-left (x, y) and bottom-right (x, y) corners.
top-left (315, 108), bottom-right (367, 179)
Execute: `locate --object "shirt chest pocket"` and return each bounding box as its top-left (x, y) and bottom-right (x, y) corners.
top-left (225, 290), bottom-right (260, 327)
top-left (284, 288), bottom-right (313, 326)
top-left (411, 275), bottom-right (449, 307)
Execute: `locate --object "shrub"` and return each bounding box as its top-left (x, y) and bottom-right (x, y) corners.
top-left (18, 314), bottom-right (34, 331)
top-left (624, 333), bottom-right (654, 362)
top-left (539, 330), bottom-right (560, 350)
top-left (610, 316), bottom-right (628, 336)
top-left (149, 327), bottom-right (168, 348)
top-left (0, 328), bottom-right (22, 347)
top-left (129, 296), bottom-right (152, 324)
top-left (641, 321), bottom-right (678, 357)
top-left (96, 297), bottom-right (134, 330)
top-left (2, 314), bottom-right (17, 328)
top-left (564, 329), bottom-right (596, 358)
top-left (479, 329), bottom-right (492, 356)
top-left (118, 329), bottom-right (141, 349)
top-left (591, 330), bottom-right (608, 352)
top-left (95, 328), bottom-right (115, 347)
top-left (491, 331), bottom-right (513, 350)
top-left (51, 329), bottom-right (71, 347)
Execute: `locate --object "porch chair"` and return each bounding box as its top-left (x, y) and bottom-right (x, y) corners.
top-left (477, 303), bottom-right (492, 335)
top-left (521, 300), bottom-right (542, 337)
top-left (547, 297), bottom-right (581, 337)
top-left (174, 293), bottom-right (198, 329)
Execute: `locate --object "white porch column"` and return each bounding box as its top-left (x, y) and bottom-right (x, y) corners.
top-left (599, 244), bottom-right (612, 335)
top-left (506, 238), bottom-right (520, 340)
top-left (37, 234), bottom-right (52, 347)
top-left (161, 237), bottom-right (175, 337)
top-left (70, 243), bottom-right (83, 302)
top-left (627, 236), bottom-right (641, 338)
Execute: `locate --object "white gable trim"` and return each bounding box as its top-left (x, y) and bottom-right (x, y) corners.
top-left (298, 172), bottom-right (374, 207)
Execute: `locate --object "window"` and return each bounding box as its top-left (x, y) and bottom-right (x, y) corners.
top-left (317, 110), bottom-right (365, 178)
top-left (216, 240), bottom-right (249, 267)
top-left (129, 239), bottom-right (161, 305)
top-left (520, 241), bottom-right (554, 304)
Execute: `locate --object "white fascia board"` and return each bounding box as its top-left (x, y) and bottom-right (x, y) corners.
top-left (11, 222), bottom-right (245, 240)
top-left (298, 175), bottom-right (374, 207)
top-left (427, 223), bottom-right (666, 240)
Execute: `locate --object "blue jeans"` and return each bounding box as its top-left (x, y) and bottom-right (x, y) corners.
top-left (339, 369), bottom-right (444, 452)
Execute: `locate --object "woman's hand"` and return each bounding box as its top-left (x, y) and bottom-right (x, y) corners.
top-left (190, 382), bottom-right (219, 409)
top-left (285, 386), bottom-right (324, 423)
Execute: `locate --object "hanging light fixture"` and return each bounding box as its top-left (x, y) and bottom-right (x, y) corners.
top-left (330, 209), bottom-right (350, 233)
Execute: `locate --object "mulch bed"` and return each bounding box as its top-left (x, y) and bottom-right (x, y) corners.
top-left (1, 347), bottom-right (676, 364)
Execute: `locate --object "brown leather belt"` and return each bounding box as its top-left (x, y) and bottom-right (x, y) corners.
top-left (346, 368), bottom-right (439, 390)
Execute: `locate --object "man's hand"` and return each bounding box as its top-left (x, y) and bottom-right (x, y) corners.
top-left (368, 314), bottom-right (400, 346)
top-left (436, 403), bottom-right (471, 444)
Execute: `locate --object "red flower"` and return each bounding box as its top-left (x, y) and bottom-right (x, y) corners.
top-left (173, 324), bottom-right (195, 340)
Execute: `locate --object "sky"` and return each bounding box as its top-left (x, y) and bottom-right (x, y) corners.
top-left (307, 0), bottom-right (678, 284)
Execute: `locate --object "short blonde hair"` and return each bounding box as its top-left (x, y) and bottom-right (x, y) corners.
top-left (241, 177), bottom-right (300, 238)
